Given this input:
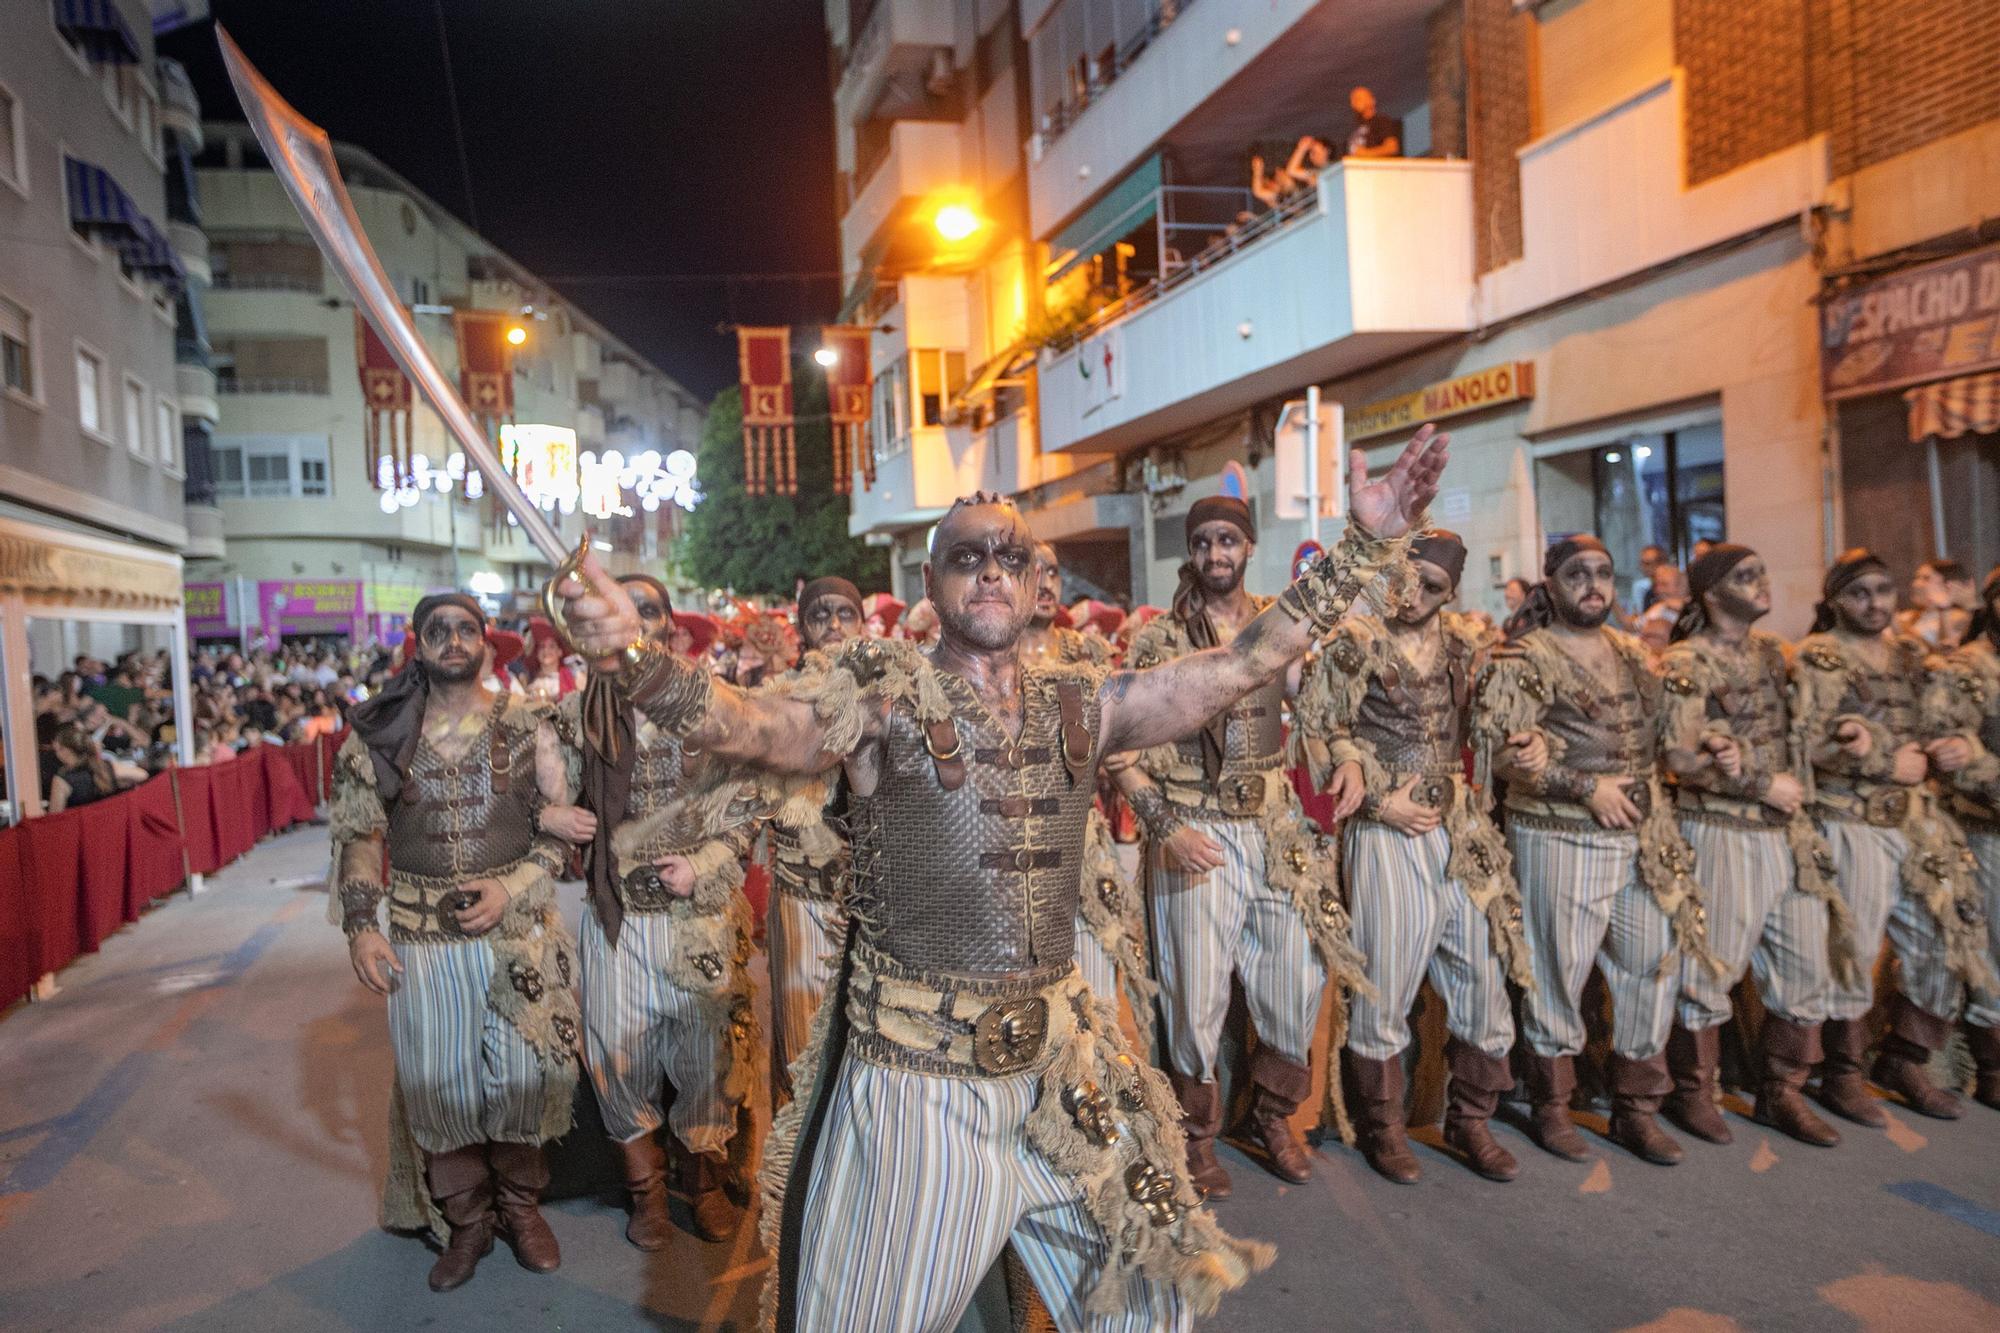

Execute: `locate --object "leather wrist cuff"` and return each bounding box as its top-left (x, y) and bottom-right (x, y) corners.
top-left (618, 639), bottom-right (714, 738)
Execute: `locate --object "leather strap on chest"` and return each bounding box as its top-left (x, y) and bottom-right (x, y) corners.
top-left (925, 716), bottom-right (967, 791)
top-left (1056, 681), bottom-right (1091, 786)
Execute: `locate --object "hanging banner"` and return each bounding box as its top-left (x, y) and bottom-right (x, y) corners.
top-left (737, 326), bottom-right (794, 497)
top-left (355, 312), bottom-right (413, 489)
top-left (1821, 243), bottom-right (2000, 399)
top-left (821, 325), bottom-right (873, 493)
top-left (455, 311), bottom-right (515, 511)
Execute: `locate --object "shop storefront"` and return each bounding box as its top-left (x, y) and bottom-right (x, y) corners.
top-left (255, 580), bottom-right (365, 647)
top-left (1825, 242), bottom-right (2000, 580)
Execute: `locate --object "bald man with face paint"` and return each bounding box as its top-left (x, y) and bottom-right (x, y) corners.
top-left (553, 428), bottom-right (1450, 1333)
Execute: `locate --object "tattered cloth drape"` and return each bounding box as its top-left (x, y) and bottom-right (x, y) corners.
top-left (821, 325), bottom-right (873, 493)
top-left (356, 313), bottom-right (413, 488)
top-left (738, 327), bottom-right (795, 497)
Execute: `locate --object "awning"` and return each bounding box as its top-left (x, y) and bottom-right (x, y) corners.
top-left (1907, 371), bottom-right (2000, 442)
top-left (64, 157), bottom-right (186, 291)
top-left (1046, 155), bottom-right (1162, 283)
top-left (54, 0), bottom-right (142, 64)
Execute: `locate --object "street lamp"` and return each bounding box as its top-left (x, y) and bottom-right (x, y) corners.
top-left (934, 203), bottom-right (983, 243)
top-left (505, 323), bottom-right (528, 346)
top-left (813, 345), bottom-right (840, 368)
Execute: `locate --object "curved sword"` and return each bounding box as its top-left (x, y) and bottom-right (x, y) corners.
top-left (215, 26), bottom-right (577, 574)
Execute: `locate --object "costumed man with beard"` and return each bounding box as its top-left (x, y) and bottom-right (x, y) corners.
top-left (1292, 530), bottom-right (1535, 1184)
top-left (551, 427), bottom-right (1448, 1333)
top-left (765, 576), bottom-right (866, 1097)
top-left (1020, 542), bottom-right (1157, 1038)
top-left (1118, 496), bottom-right (1370, 1197)
top-left (1930, 566), bottom-right (2000, 1110)
top-left (1792, 551), bottom-right (1997, 1123)
top-left (1654, 545), bottom-right (1851, 1148)
top-left (541, 572), bottom-right (764, 1250)
top-left (329, 593), bottom-right (580, 1291)
top-left (1473, 537), bottom-right (1721, 1167)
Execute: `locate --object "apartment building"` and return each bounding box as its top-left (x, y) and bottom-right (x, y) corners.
top-left (841, 0), bottom-right (1999, 626)
top-left (189, 125), bottom-right (707, 643)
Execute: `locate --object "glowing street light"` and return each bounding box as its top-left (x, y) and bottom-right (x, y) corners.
top-left (505, 323), bottom-right (528, 346)
top-left (934, 203), bottom-right (982, 243)
top-left (813, 345), bottom-right (840, 368)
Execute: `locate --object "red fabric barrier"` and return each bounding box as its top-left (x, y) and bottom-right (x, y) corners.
top-left (258, 744), bottom-right (317, 831)
top-left (0, 825), bottom-right (33, 1010)
top-left (76, 796), bottom-right (133, 953)
top-left (210, 761), bottom-right (258, 863)
top-left (176, 765), bottom-right (221, 874)
top-left (20, 810), bottom-right (85, 978)
top-left (126, 775), bottom-right (188, 910)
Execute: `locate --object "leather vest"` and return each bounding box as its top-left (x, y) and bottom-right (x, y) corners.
top-left (620, 720), bottom-right (703, 851)
top-left (1839, 648), bottom-right (1922, 739)
top-left (849, 668), bottom-right (1099, 984)
top-left (1537, 644), bottom-right (1654, 779)
top-left (1703, 642), bottom-right (1791, 778)
top-left (1174, 674), bottom-right (1287, 776)
top-left (387, 699), bottom-right (540, 881)
top-left (1353, 640), bottom-right (1466, 779)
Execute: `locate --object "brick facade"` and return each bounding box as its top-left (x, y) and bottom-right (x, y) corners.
top-left (1427, 0), bottom-right (1468, 161)
top-left (1464, 0), bottom-right (1534, 274)
top-left (1676, 0), bottom-right (1811, 184)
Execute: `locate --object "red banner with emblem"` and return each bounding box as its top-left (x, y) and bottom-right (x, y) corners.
top-left (737, 326), bottom-right (794, 496)
top-left (454, 311), bottom-right (515, 508)
top-left (821, 325), bottom-right (873, 493)
top-left (355, 313), bottom-right (412, 489)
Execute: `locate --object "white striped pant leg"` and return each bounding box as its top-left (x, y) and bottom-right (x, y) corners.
top-left (1965, 830), bottom-right (2000, 1029)
top-left (1883, 828), bottom-right (1969, 1021)
top-left (1343, 821), bottom-right (1450, 1060)
top-left (1149, 816), bottom-right (1251, 1080)
top-left (1236, 821), bottom-right (1328, 1066)
top-left (1746, 874), bottom-right (1835, 1026)
top-left (1431, 866), bottom-right (1518, 1060)
top-left (1073, 914), bottom-right (1118, 1006)
top-left (1510, 823), bottom-right (1628, 1058)
top-left (771, 892), bottom-right (843, 1075)
top-left (387, 938), bottom-right (492, 1152)
top-left (1603, 865), bottom-right (1680, 1060)
top-left (1819, 821), bottom-right (1904, 1021)
top-left (1677, 820), bottom-right (1789, 1031)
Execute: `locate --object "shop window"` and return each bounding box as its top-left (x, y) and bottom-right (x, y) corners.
top-left (1535, 422), bottom-right (1725, 609)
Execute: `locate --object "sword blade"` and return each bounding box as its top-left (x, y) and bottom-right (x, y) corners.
top-left (214, 26), bottom-right (570, 565)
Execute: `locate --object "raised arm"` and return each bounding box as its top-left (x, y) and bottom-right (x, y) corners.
top-left (1101, 427), bottom-right (1447, 754)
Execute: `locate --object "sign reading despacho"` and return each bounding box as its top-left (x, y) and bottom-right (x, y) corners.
top-left (1348, 361), bottom-right (1537, 440)
top-left (1820, 243), bottom-right (2000, 399)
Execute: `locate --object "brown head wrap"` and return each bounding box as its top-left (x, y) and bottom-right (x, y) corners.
top-left (1504, 535), bottom-right (1610, 641)
top-left (799, 576), bottom-right (863, 622)
top-left (1671, 542), bottom-right (1755, 642)
top-left (347, 593), bottom-right (486, 803)
top-left (1411, 529), bottom-right (1467, 588)
top-left (1185, 495), bottom-right (1255, 544)
top-left (1810, 548), bottom-right (1889, 634)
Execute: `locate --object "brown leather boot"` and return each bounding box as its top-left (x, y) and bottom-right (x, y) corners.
top-left (425, 1145), bottom-right (496, 1292)
top-left (1441, 1039), bottom-right (1518, 1182)
top-left (682, 1150), bottom-right (744, 1242)
top-left (1818, 1018), bottom-right (1887, 1127)
top-left (1348, 1052), bottom-right (1420, 1184)
top-left (1168, 1071), bottom-right (1231, 1199)
top-left (1753, 1017), bottom-right (1839, 1147)
top-left (1871, 995), bottom-right (1964, 1120)
top-left (1663, 1024), bottom-right (1733, 1145)
top-left (488, 1141), bottom-right (561, 1273)
top-left (1607, 1053), bottom-right (1684, 1165)
top-left (618, 1134), bottom-right (673, 1252)
top-left (1968, 1023), bottom-right (2000, 1112)
top-left (1524, 1054), bottom-right (1591, 1161)
top-left (1246, 1046), bottom-right (1316, 1184)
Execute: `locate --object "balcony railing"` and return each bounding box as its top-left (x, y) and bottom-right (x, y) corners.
top-left (216, 377), bottom-right (330, 396)
top-left (211, 272), bottom-right (322, 294)
top-left (1033, 0), bottom-right (1197, 152)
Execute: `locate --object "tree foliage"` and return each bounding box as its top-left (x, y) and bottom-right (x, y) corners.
top-left (678, 373), bottom-right (889, 598)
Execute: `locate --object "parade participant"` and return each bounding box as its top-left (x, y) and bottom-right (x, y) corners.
top-left (1930, 566), bottom-right (2000, 1110)
top-left (328, 593), bottom-right (580, 1291)
top-left (1475, 536), bottom-right (1720, 1167)
top-left (1793, 550), bottom-right (1996, 1123)
top-left (1655, 545), bottom-right (1851, 1148)
top-left (553, 426), bottom-right (1448, 1333)
top-left (547, 570), bottom-right (764, 1250)
top-left (1293, 530), bottom-right (1534, 1184)
top-left (766, 576), bottom-right (865, 1096)
top-left (522, 618), bottom-right (581, 701)
top-left (1118, 495), bottom-right (1372, 1196)
top-left (1020, 543), bottom-right (1154, 1030)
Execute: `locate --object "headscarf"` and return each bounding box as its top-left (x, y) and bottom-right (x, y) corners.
top-left (1411, 529), bottom-right (1467, 589)
top-left (1185, 495), bottom-right (1255, 544)
top-left (1171, 498), bottom-right (1257, 783)
top-left (799, 576), bottom-right (863, 622)
top-left (348, 593), bottom-right (485, 803)
top-left (1810, 547), bottom-right (1889, 634)
top-left (1670, 542), bottom-right (1754, 643)
top-left (1504, 535), bottom-right (1610, 641)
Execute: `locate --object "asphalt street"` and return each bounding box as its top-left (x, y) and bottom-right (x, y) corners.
top-left (2, 825), bottom-right (1997, 1331)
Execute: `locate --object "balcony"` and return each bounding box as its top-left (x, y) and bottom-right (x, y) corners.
top-left (176, 363), bottom-right (219, 425)
top-left (1036, 159), bottom-right (1473, 454)
top-left (848, 421), bottom-right (1011, 537)
top-left (598, 358), bottom-right (638, 406)
top-left (156, 59), bottom-right (203, 150)
top-left (183, 503), bottom-right (226, 559)
top-left (836, 0), bottom-right (956, 126)
top-left (167, 220), bottom-right (210, 286)
top-left (572, 331), bottom-right (602, 379)
top-left (842, 120), bottom-right (962, 269)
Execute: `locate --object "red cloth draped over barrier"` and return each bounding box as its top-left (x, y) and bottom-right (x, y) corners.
top-left (1, 730), bottom-right (346, 1011)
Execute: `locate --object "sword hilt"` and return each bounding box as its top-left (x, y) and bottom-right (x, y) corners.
top-left (540, 532), bottom-right (595, 654)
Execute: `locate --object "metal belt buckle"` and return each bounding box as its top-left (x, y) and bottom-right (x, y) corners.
top-left (973, 996), bottom-right (1049, 1075)
top-left (1219, 772), bottom-right (1266, 817)
top-left (1413, 776), bottom-right (1450, 810)
top-left (1627, 781), bottom-right (1653, 820)
top-left (1866, 788), bottom-right (1909, 828)
top-left (622, 864), bottom-right (675, 909)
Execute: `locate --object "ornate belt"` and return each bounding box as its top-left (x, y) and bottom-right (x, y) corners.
top-left (845, 945), bottom-right (1076, 1079)
top-left (1167, 767), bottom-right (1283, 821)
top-left (1818, 782), bottom-right (1911, 829)
top-left (385, 862), bottom-right (523, 942)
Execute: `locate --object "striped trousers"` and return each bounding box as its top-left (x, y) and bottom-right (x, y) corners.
top-left (1967, 829), bottom-right (2000, 1029)
top-left (1510, 822), bottom-right (1677, 1060)
top-left (386, 937), bottom-right (551, 1153)
top-left (1819, 819), bottom-right (1969, 1022)
top-left (578, 909), bottom-right (743, 1151)
top-left (1343, 821), bottom-right (1514, 1061)
top-left (1151, 815), bottom-right (1326, 1075)
top-left (794, 1056), bottom-right (1186, 1333)
top-left (1676, 820), bottom-right (1830, 1028)
top-left (769, 891), bottom-right (845, 1077)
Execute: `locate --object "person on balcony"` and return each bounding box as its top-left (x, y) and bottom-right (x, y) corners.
top-left (1346, 87), bottom-right (1403, 159)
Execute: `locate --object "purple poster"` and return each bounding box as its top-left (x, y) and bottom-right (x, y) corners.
top-left (259, 579), bottom-right (364, 640)
top-left (183, 582), bottom-right (233, 638)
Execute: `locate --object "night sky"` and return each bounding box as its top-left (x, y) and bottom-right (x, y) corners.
top-left (161, 1), bottom-right (840, 401)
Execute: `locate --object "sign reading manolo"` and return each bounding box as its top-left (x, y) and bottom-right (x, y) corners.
top-left (1348, 361), bottom-right (1537, 441)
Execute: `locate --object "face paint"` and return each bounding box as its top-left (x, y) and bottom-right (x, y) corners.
top-left (1395, 558), bottom-right (1455, 627)
top-left (925, 504), bottom-right (1037, 651)
top-left (1833, 569), bottom-right (1897, 635)
top-left (1551, 552), bottom-right (1615, 629)
top-left (1189, 520), bottom-right (1251, 598)
top-left (802, 597), bottom-right (863, 650)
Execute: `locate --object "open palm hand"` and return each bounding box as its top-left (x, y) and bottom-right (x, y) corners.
top-left (1349, 423), bottom-right (1449, 538)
